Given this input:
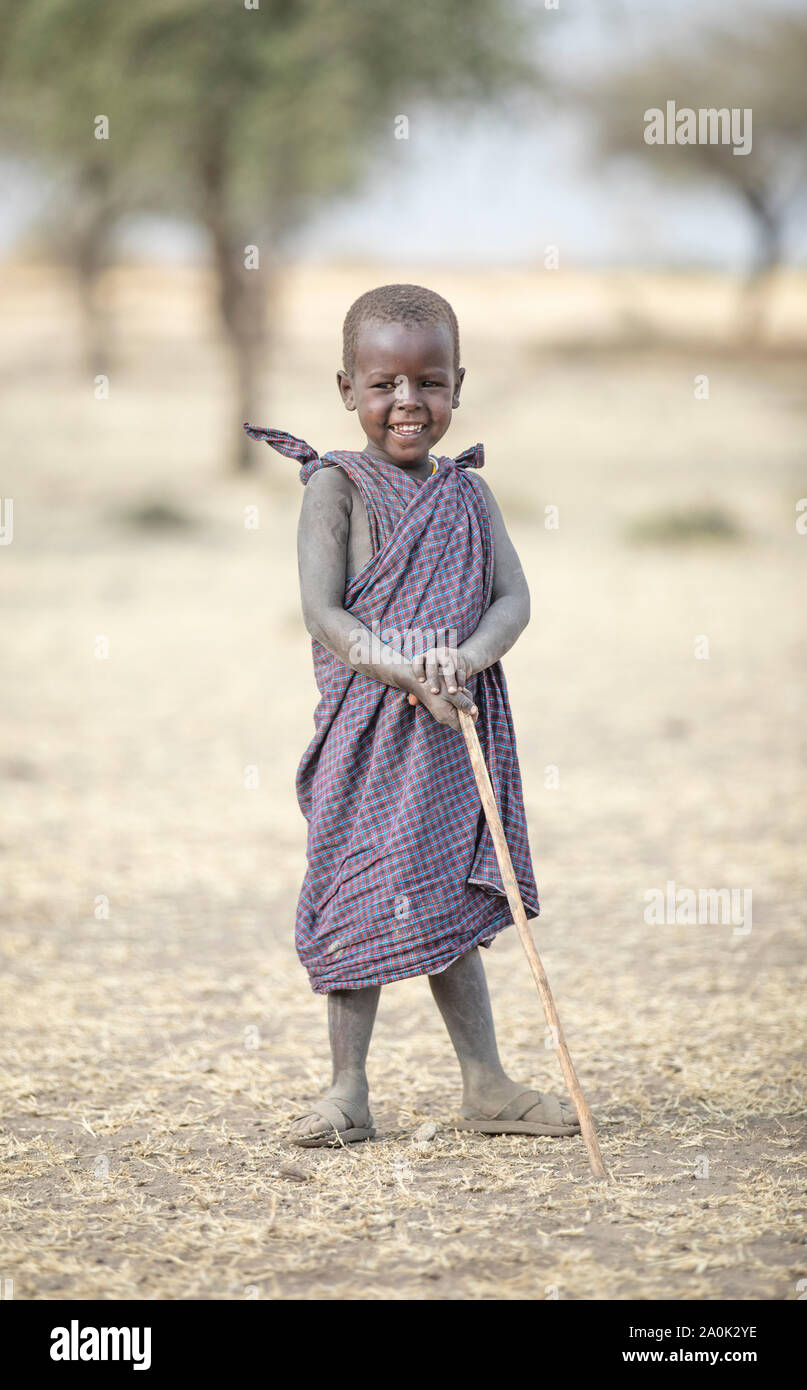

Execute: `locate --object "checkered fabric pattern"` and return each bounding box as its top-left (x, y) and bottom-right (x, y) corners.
top-left (244, 424), bottom-right (539, 992)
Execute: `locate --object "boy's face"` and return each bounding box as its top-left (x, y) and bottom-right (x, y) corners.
top-left (337, 320), bottom-right (464, 470)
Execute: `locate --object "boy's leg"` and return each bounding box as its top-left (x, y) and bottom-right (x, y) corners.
top-left (289, 985), bottom-right (380, 1138)
top-left (428, 947), bottom-right (579, 1129)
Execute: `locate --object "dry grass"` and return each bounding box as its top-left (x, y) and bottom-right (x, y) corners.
top-left (0, 264), bottom-right (805, 1300)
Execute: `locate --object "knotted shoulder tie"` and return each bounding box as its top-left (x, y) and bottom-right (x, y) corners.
top-left (452, 442), bottom-right (485, 471)
top-left (243, 424), bottom-right (322, 482)
top-left (243, 423), bottom-right (484, 480)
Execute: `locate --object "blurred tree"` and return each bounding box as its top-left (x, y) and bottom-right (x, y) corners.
top-left (580, 14), bottom-right (807, 341)
top-left (2, 0), bottom-right (543, 467)
top-left (0, 0), bottom-right (152, 373)
top-left (123, 0), bottom-right (542, 467)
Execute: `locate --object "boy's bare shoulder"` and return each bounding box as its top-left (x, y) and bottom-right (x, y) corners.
top-left (299, 466), bottom-right (357, 531)
top-left (303, 464), bottom-right (354, 502)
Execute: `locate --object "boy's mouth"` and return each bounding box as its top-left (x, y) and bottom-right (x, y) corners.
top-left (388, 422), bottom-right (427, 439)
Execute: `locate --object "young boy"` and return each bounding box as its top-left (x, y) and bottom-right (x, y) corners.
top-left (245, 283), bottom-right (580, 1146)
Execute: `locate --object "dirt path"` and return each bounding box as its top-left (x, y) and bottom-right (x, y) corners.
top-left (1, 266), bottom-right (805, 1299)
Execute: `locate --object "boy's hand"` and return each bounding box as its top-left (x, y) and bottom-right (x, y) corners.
top-left (404, 650), bottom-right (478, 731)
top-left (411, 645), bottom-right (470, 699)
top-left (406, 682), bottom-right (477, 731)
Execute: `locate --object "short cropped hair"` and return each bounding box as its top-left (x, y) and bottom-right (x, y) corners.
top-left (342, 283), bottom-right (461, 376)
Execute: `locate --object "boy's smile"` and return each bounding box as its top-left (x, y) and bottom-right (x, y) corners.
top-left (337, 320), bottom-right (464, 477)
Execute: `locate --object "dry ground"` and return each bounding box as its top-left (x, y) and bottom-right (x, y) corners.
top-left (1, 264), bottom-right (805, 1300)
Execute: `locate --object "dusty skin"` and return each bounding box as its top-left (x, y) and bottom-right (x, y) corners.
top-left (290, 314), bottom-right (577, 1144)
top-left (0, 264), bottom-right (805, 1300)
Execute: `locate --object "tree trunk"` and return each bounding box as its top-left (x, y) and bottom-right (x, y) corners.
top-left (73, 164), bottom-right (115, 377)
top-left (199, 144), bottom-right (271, 471)
top-left (738, 187), bottom-right (782, 345)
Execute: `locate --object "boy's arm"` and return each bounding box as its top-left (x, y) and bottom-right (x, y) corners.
top-left (411, 477), bottom-right (530, 695)
top-left (297, 468), bottom-right (475, 728)
top-left (459, 477), bottom-right (530, 677)
top-left (297, 469), bottom-right (408, 689)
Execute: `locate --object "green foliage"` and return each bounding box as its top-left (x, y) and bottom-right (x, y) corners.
top-left (1, 0), bottom-right (543, 241)
top-left (578, 15), bottom-right (807, 228)
top-left (0, 0), bottom-right (545, 459)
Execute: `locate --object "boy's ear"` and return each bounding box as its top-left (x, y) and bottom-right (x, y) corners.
top-left (337, 369), bottom-right (356, 411)
top-left (452, 366), bottom-right (466, 409)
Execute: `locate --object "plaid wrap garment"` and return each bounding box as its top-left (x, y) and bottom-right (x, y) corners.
top-left (244, 423), bottom-right (539, 992)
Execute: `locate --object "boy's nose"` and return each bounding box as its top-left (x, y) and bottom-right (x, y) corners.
top-left (393, 375), bottom-right (422, 406)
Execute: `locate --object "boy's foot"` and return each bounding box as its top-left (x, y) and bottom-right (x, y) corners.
top-left (288, 1090), bottom-right (375, 1148)
top-left (455, 1083), bottom-right (581, 1138)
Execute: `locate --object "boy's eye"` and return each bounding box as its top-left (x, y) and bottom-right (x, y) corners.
top-left (370, 379), bottom-right (445, 389)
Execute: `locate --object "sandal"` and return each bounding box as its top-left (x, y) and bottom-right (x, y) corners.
top-left (453, 1088), bottom-right (581, 1138)
top-left (289, 1097), bottom-right (376, 1149)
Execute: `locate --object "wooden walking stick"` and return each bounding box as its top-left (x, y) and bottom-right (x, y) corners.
top-left (458, 709), bottom-right (608, 1181)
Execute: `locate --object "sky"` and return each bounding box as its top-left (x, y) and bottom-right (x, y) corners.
top-left (3, 0), bottom-right (806, 270)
